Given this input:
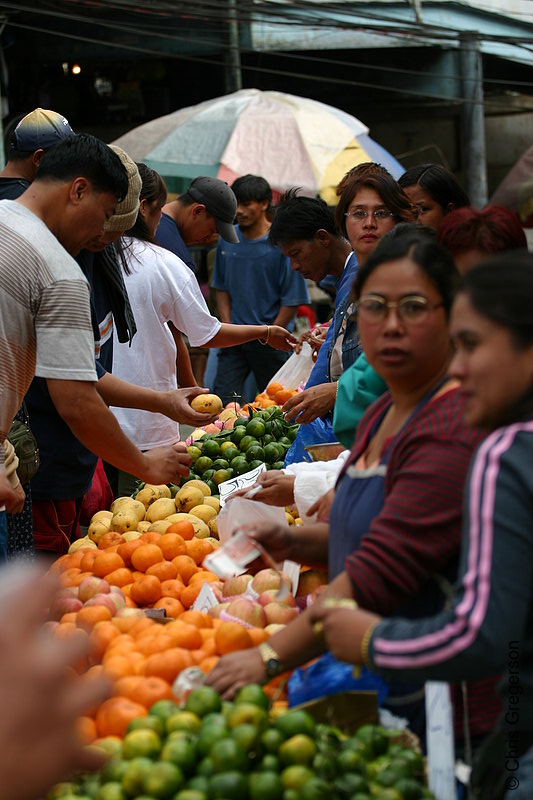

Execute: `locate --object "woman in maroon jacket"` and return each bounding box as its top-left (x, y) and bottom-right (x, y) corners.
top-left (207, 228), bottom-right (500, 744)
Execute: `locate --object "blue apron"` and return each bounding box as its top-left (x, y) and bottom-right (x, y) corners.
top-left (328, 378), bottom-right (452, 740)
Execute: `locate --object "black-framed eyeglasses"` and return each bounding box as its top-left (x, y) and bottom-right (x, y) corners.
top-left (355, 294), bottom-right (444, 324)
top-left (344, 209), bottom-right (395, 222)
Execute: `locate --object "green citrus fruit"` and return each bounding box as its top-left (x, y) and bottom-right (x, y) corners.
top-left (121, 757), bottom-right (153, 797)
top-left (143, 761), bottom-right (184, 798)
top-left (160, 738), bottom-right (197, 775)
top-left (202, 440), bottom-right (221, 459)
top-left (393, 778), bottom-right (425, 800)
top-left (101, 758), bottom-right (129, 784)
top-left (280, 765), bottom-right (314, 791)
top-left (208, 771), bottom-right (249, 800)
top-left (122, 729), bottom-right (162, 760)
top-left (231, 723), bottom-right (261, 755)
top-left (354, 725), bottom-right (388, 759)
top-left (185, 686), bottom-right (222, 717)
top-left (209, 738), bottom-right (248, 772)
top-left (297, 777), bottom-right (330, 800)
top-left (239, 435), bottom-right (256, 452)
top-left (246, 445), bottom-right (265, 463)
top-left (248, 459), bottom-right (264, 470)
top-left (235, 684), bottom-right (270, 710)
top-left (211, 458), bottom-right (229, 471)
top-left (187, 446), bottom-right (203, 463)
top-left (196, 726), bottom-right (229, 758)
top-left (271, 461), bottom-right (285, 471)
top-left (279, 734), bottom-right (316, 767)
top-left (195, 456), bottom-right (214, 475)
top-left (213, 469), bottom-right (231, 486)
top-left (227, 703), bottom-right (268, 730)
top-left (187, 776), bottom-right (210, 794)
top-left (246, 419), bottom-right (266, 438)
top-left (258, 754), bottom-right (280, 772)
top-left (197, 757), bottom-right (215, 777)
top-left (202, 712), bottom-right (228, 731)
top-left (260, 728), bottom-right (284, 755)
top-left (263, 444), bottom-right (281, 464)
top-left (334, 773), bottom-right (370, 797)
top-left (93, 737), bottom-right (123, 760)
top-left (249, 771), bottom-right (284, 800)
top-left (230, 456), bottom-right (250, 476)
top-left (336, 749), bottom-right (367, 775)
top-left (175, 791), bottom-right (207, 800)
top-left (127, 715), bottom-right (164, 737)
top-left (96, 782), bottom-right (125, 800)
top-left (167, 711), bottom-right (202, 735)
top-left (231, 427), bottom-right (247, 445)
top-left (274, 710), bottom-right (315, 739)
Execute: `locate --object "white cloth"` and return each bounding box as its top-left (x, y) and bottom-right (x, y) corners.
top-left (284, 450), bottom-right (350, 521)
top-left (111, 238), bottom-right (221, 449)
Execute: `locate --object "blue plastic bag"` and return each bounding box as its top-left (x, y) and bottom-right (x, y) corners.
top-left (284, 416), bottom-right (337, 467)
top-left (287, 651), bottom-right (389, 707)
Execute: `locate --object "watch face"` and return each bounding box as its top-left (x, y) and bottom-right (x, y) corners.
top-left (266, 657), bottom-right (281, 676)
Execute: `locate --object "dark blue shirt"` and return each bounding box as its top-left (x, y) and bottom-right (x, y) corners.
top-left (156, 212), bottom-right (197, 273)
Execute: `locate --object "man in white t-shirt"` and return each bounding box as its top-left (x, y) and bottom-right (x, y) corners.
top-left (0, 134), bottom-right (192, 517)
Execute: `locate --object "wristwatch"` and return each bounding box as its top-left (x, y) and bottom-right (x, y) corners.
top-left (258, 642), bottom-right (284, 679)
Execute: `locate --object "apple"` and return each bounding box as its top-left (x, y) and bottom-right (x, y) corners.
top-left (108, 586), bottom-right (127, 611)
top-left (226, 597), bottom-right (266, 628)
top-left (264, 601), bottom-right (299, 625)
top-left (114, 607), bottom-right (144, 620)
top-left (84, 594), bottom-right (117, 615)
top-left (222, 574), bottom-right (253, 598)
top-left (49, 595), bottom-right (83, 621)
top-left (225, 401), bottom-right (241, 412)
top-left (257, 590), bottom-right (296, 608)
top-left (251, 568), bottom-right (292, 596)
top-left (78, 576), bottom-right (110, 603)
top-left (208, 602), bottom-right (230, 619)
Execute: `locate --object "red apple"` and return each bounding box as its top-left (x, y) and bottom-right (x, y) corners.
top-left (226, 597), bottom-right (266, 628)
top-left (222, 574), bottom-right (253, 598)
top-left (257, 590), bottom-right (296, 608)
top-left (84, 593), bottom-right (117, 615)
top-left (208, 602), bottom-right (230, 619)
top-left (78, 576), bottom-right (111, 603)
top-left (49, 596), bottom-right (84, 621)
top-left (251, 568), bottom-right (292, 596)
top-left (264, 601), bottom-right (299, 625)
top-left (114, 607), bottom-right (144, 620)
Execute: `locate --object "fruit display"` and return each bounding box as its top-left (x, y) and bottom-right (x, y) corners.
top-left (183, 400), bottom-right (299, 491)
top-left (47, 685), bottom-right (433, 800)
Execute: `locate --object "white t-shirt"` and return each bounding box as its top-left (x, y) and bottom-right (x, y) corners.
top-left (0, 201), bottom-right (97, 465)
top-left (111, 238), bottom-right (221, 450)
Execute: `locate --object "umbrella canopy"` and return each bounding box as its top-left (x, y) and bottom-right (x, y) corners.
top-left (112, 89), bottom-right (403, 204)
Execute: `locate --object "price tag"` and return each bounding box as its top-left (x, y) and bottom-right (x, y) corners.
top-left (192, 582), bottom-right (219, 613)
top-left (282, 560), bottom-right (301, 595)
top-left (425, 681), bottom-right (456, 800)
top-left (218, 463), bottom-right (267, 507)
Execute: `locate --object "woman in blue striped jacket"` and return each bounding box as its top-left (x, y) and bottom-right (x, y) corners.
top-left (311, 252), bottom-right (533, 799)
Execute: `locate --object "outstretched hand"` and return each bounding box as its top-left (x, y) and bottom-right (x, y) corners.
top-left (309, 603), bottom-right (381, 665)
top-left (142, 443), bottom-right (192, 484)
top-left (267, 326), bottom-right (298, 352)
top-left (282, 383), bottom-right (337, 424)
top-left (232, 471), bottom-right (295, 507)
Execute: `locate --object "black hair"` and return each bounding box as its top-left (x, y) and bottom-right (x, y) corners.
top-left (399, 163), bottom-right (470, 212)
top-left (354, 226), bottom-right (460, 316)
top-left (36, 134), bottom-right (128, 201)
top-left (461, 252), bottom-right (533, 350)
top-left (269, 189), bottom-right (339, 246)
top-left (231, 174), bottom-right (272, 206)
top-left (126, 163), bottom-right (167, 244)
top-left (335, 170), bottom-right (415, 239)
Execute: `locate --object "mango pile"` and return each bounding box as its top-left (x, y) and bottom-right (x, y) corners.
top-left (48, 685), bottom-right (433, 800)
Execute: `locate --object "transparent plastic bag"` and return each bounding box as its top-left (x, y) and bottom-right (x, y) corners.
top-left (264, 342), bottom-right (314, 391)
top-left (217, 497), bottom-right (287, 544)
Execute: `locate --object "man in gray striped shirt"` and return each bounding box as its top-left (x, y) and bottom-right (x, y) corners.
top-left (0, 134), bottom-right (192, 514)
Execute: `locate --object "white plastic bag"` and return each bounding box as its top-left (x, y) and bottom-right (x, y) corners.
top-left (217, 497), bottom-right (287, 544)
top-left (263, 341), bottom-right (314, 391)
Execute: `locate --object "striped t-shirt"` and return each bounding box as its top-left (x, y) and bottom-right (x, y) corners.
top-left (0, 200), bottom-right (97, 465)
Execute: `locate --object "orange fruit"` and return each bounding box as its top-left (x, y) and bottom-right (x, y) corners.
top-left (98, 531), bottom-right (125, 550)
top-left (111, 614), bottom-right (147, 634)
top-left (274, 388), bottom-right (294, 405)
top-left (165, 621), bottom-right (202, 650)
top-left (159, 533), bottom-right (187, 560)
top-left (114, 675), bottom-right (172, 708)
top-left (93, 551), bottom-right (125, 579)
top-left (105, 567), bottom-right (134, 588)
top-left (248, 627), bottom-right (269, 646)
top-left (65, 550), bottom-right (87, 570)
top-left (125, 596), bottom-right (138, 609)
top-left (95, 696), bottom-right (148, 738)
top-left (199, 655), bottom-right (220, 674)
top-left (180, 610), bottom-right (213, 629)
top-left (60, 567), bottom-right (82, 587)
top-left (189, 569), bottom-right (219, 585)
top-left (199, 628), bottom-right (216, 644)
top-left (131, 570), bottom-right (145, 581)
top-left (112, 674), bottom-right (143, 699)
top-left (76, 715), bottom-right (97, 744)
top-left (131, 544), bottom-right (164, 573)
top-left (102, 654), bottom-right (136, 679)
top-left (49, 553), bottom-right (71, 574)
top-left (70, 570), bottom-right (94, 587)
top-left (266, 381), bottom-right (283, 398)
top-left (80, 550), bottom-right (99, 573)
top-left (152, 597), bottom-right (185, 618)
top-left (130, 575), bottom-right (162, 606)
top-left (144, 648), bottom-right (193, 683)
top-left (117, 539), bottom-right (144, 567)
top-left (172, 555), bottom-right (198, 584)
top-left (140, 531), bottom-right (162, 545)
top-left (197, 638), bottom-right (217, 658)
top-left (166, 521), bottom-right (195, 541)
top-left (185, 538), bottom-right (213, 566)
top-left (160, 579), bottom-right (185, 599)
top-left (136, 634), bottom-right (174, 657)
top-left (60, 612), bottom-right (79, 625)
top-left (146, 560), bottom-right (178, 582)
top-left (76, 605), bottom-right (113, 632)
top-left (179, 582), bottom-right (204, 609)
top-left (215, 622), bottom-right (254, 655)
top-left (106, 632), bottom-right (137, 653)
top-left (90, 620), bottom-right (120, 661)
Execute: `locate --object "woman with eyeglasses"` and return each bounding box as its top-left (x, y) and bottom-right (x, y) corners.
top-left (310, 252), bottom-right (533, 799)
top-left (207, 229), bottom-right (501, 745)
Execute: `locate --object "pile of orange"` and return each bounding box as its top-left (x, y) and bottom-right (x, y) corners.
top-left (49, 523), bottom-right (272, 741)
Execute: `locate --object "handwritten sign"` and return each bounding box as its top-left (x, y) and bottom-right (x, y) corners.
top-left (425, 681), bottom-right (456, 800)
top-left (219, 463), bottom-right (267, 507)
top-left (192, 582), bottom-right (219, 613)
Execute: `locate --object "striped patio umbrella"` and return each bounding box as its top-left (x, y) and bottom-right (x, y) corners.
top-left (112, 88), bottom-right (403, 203)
